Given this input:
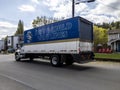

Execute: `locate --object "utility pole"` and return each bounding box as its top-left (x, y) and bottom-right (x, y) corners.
top-left (72, 0), bottom-right (95, 17)
top-left (72, 0), bottom-right (75, 18)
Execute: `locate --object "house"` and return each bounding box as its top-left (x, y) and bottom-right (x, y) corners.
top-left (108, 30), bottom-right (120, 52)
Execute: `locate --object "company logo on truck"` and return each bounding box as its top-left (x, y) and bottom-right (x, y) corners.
top-left (26, 31), bottom-right (32, 43)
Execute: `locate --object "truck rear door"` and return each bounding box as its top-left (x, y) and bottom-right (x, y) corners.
top-left (79, 18), bottom-right (93, 52)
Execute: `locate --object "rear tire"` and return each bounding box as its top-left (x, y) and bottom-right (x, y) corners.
top-left (50, 55), bottom-right (63, 67)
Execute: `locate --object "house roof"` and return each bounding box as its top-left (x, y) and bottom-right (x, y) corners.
top-left (108, 29), bottom-right (120, 34)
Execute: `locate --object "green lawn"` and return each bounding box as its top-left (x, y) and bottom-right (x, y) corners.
top-left (95, 53), bottom-right (120, 60)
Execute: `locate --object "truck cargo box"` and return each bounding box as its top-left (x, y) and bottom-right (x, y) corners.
top-left (23, 16), bottom-right (93, 54)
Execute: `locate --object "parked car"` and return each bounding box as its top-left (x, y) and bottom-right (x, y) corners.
top-left (7, 48), bottom-right (15, 53)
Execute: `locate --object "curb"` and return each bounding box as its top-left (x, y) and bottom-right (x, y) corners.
top-left (95, 58), bottom-right (120, 62)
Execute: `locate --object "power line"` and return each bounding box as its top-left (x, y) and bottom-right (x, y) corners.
top-left (0, 17), bottom-right (29, 25)
top-left (97, 0), bottom-right (120, 10)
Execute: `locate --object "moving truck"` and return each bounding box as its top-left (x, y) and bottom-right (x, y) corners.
top-left (0, 40), bottom-right (5, 52)
top-left (15, 16), bottom-right (94, 67)
top-left (7, 35), bottom-right (23, 50)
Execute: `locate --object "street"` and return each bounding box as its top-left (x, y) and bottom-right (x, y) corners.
top-left (0, 54), bottom-right (120, 90)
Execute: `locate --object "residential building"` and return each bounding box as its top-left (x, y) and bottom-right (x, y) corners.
top-left (108, 30), bottom-right (120, 52)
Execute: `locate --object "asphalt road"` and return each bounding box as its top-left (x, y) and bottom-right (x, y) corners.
top-left (0, 54), bottom-right (120, 90)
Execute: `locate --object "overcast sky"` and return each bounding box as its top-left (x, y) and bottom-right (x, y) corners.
top-left (0, 0), bottom-right (120, 39)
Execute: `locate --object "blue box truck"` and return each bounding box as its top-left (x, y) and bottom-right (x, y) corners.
top-left (15, 16), bottom-right (94, 67)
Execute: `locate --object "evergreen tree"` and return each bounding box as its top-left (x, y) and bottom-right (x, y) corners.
top-left (116, 21), bottom-right (120, 29)
top-left (96, 21), bottom-right (120, 30)
top-left (15, 20), bottom-right (24, 35)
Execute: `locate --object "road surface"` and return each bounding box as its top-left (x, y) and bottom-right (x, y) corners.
top-left (0, 54), bottom-right (120, 90)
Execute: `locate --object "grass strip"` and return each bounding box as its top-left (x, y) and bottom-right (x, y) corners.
top-left (95, 53), bottom-right (120, 60)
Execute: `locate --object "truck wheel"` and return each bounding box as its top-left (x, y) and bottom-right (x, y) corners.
top-left (50, 55), bottom-right (62, 67)
top-left (15, 53), bottom-right (21, 61)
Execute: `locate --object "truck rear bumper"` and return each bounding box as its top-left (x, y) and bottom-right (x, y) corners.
top-left (72, 52), bottom-right (94, 63)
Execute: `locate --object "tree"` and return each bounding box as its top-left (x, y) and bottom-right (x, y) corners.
top-left (94, 26), bottom-right (108, 48)
top-left (32, 16), bottom-right (60, 28)
top-left (111, 22), bottom-right (115, 27)
top-left (116, 21), bottom-right (120, 29)
top-left (15, 20), bottom-right (24, 35)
